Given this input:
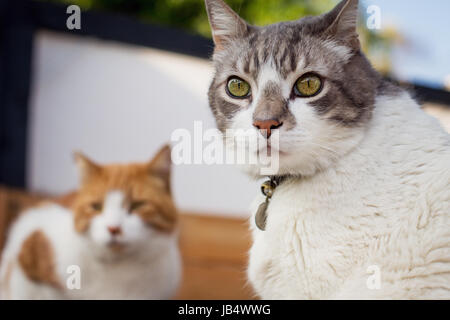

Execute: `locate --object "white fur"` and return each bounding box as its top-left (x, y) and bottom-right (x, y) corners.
top-left (0, 191), bottom-right (181, 300)
top-left (247, 92), bottom-right (450, 299)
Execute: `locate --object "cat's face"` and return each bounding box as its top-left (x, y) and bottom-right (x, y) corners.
top-left (71, 146), bottom-right (176, 257)
top-left (206, 0), bottom-right (381, 177)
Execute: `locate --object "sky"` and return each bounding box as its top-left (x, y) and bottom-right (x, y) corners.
top-left (360, 0), bottom-right (450, 89)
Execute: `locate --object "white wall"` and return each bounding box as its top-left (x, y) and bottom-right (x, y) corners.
top-left (27, 31), bottom-right (259, 218)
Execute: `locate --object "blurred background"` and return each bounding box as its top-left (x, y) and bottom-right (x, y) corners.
top-left (1, 0), bottom-right (449, 299)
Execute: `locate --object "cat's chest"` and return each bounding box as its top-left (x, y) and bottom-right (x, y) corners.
top-left (248, 178), bottom-right (382, 299)
top-left (66, 258), bottom-right (151, 299)
top-left (58, 247), bottom-right (179, 299)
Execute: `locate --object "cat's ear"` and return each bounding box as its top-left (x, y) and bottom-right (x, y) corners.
top-left (322, 0), bottom-right (360, 50)
top-left (205, 0), bottom-right (250, 51)
top-left (74, 152), bottom-right (101, 184)
top-left (148, 144), bottom-right (172, 192)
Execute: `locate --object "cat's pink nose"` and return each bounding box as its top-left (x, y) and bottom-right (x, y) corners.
top-left (253, 119), bottom-right (283, 138)
top-left (107, 226), bottom-right (122, 236)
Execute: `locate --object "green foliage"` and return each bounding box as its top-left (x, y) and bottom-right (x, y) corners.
top-left (41, 0), bottom-right (397, 73)
top-left (41, 0), bottom-right (335, 37)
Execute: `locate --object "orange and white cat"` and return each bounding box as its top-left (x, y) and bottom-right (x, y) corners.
top-left (0, 145), bottom-right (181, 299)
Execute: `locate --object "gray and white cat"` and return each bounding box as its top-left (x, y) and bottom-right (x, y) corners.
top-left (205, 0), bottom-right (450, 299)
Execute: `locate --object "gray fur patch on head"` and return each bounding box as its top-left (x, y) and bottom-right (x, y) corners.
top-left (310, 52), bottom-right (381, 126)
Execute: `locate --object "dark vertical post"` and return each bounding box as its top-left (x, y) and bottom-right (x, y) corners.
top-left (0, 0), bottom-right (34, 188)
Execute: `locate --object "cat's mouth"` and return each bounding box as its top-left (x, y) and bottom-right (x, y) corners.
top-left (107, 239), bottom-right (126, 252)
top-left (258, 142), bottom-right (286, 157)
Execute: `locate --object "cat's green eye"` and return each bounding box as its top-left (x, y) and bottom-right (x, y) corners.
top-left (91, 202), bottom-right (102, 211)
top-left (294, 73), bottom-right (322, 97)
top-left (226, 77), bottom-right (251, 98)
